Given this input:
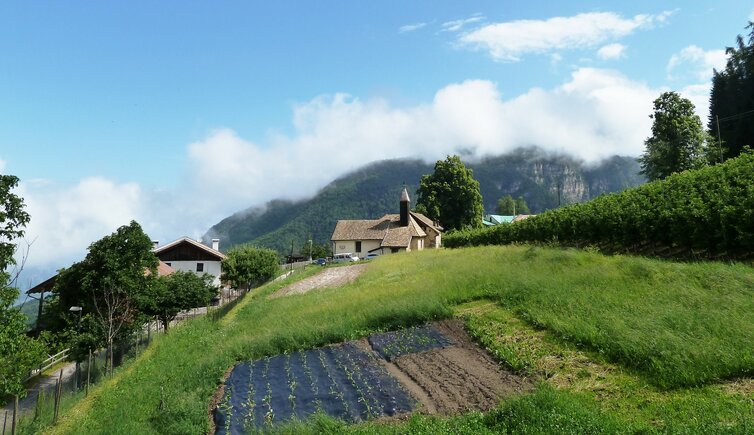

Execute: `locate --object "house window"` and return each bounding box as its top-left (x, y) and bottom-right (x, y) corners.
top-left (355, 241), bottom-right (362, 253)
top-left (391, 248), bottom-right (400, 253)
top-left (196, 262), bottom-right (204, 272)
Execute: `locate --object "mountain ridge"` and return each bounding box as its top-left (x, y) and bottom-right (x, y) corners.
top-left (204, 147), bottom-right (644, 254)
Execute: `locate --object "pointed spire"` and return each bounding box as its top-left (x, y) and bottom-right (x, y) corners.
top-left (400, 184), bottom-right (410, 203)
top-left (400, 184), bottom-right (410, 226)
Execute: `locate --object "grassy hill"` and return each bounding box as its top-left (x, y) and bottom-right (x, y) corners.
top-left (30, 246), bottom-right (754, 434)
top-left (204, 148), bottom-right (643, 253)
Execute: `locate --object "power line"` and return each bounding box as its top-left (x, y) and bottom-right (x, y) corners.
top-left (717, 108), bottom-right (754, 123)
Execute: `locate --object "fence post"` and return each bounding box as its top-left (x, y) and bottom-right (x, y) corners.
top-left (86, 349), bottom-right (92, 397)
top-left (53, 370), bottom-right (63, 424)
top-left (36, 389), bottom-right (45, 421)
top-left (12, 395), bottom-right (18, 435)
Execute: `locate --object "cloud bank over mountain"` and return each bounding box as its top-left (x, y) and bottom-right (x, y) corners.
top-left (10, 66), bottom-right (705, 272)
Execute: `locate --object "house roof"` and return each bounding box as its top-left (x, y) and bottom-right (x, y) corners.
top-left (331, 214), bottom-right (427, 248)
top-left (512, 214), bottom-right (535, 223)
top-left (28, 260), bottom-right (177, 295)
top-left (486, 215), bottom-right (516, 225)
top-left (153, 261), bottom-right (177, 277)
top-left (153, 237), bottom-right (226, 261)
top-left (409, 211), bottom-right (442, 232)
top-left (26, 275), bottom-right (58, 295)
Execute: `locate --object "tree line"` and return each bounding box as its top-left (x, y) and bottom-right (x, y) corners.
top-left (444, 151), bottom-right (754, 260)
top-left (640, 23), bottom-right (754, 180)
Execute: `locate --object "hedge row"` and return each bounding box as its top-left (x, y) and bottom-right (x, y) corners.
top-left (445, 153), bottom-right (754, 260)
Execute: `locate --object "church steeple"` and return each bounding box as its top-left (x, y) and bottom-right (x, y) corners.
top-left (400, 186), bottom-right (410, 226)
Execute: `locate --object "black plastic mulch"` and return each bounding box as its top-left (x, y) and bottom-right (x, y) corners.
top-left (368, 324), bottom-right (454, 361)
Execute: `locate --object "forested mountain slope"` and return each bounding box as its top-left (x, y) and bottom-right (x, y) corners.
top-left (204, 147), bottom-right (643, 253)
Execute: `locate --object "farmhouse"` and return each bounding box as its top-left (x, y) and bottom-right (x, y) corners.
top-left (330, 188), bottom-right (442, 257)
top-left (152, 237), bottom-right (226, 286)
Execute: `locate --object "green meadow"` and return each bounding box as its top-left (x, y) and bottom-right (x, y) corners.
top-left (29, 246), bottom-right (754, 434)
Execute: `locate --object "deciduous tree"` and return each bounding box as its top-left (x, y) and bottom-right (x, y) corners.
top-left (639, 92), bottom-right (710, 181)
top-left (416, 155), bottom-right (484, 231)
top-left (0, 175), bottom-right (45, 397)
top-left (144, 271), bottom-right (217, 332)
top-left (496, 195), bottom-right (516, 215)
top-left (52, 221), bottom-right (157, 372)
top-left (515, 196), bottom-right (531, 214)
top-left (221, 245), bottom-right (279, 290)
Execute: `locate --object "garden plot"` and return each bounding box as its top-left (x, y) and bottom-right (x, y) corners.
top-left (214, 342), bottom-right (415, 433)
top-left (214, 320), bottom-right (530, 433)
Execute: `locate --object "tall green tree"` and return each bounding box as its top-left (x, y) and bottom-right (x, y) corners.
top-left (0, 175), bottom-right (45, 397)
top-left (495, 195), bottom-right (516, 215)
top-left (301, 240), bottom-right (331, 260)
top-left (495, 195), bottom-right (530, 215)
top-left (639, 92), bottom-right (710, 181)
top-left (143, 271), bottom-right (217, 332)
top-left (416, 155), bottom-right (484, 231)
top-left (51, 221), bottom-right (158, 371)
top-left (709, 22), bottom-right (754, 161)
top-left (221, 245), bottom-right (280, 290)
top-left (515, 196), bottom-right (531, 214)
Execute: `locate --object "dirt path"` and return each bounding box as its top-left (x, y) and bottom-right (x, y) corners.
top-left (2, 361), bottom-right (78, 418)
top-left (271, 264), bottom-right (368, 298)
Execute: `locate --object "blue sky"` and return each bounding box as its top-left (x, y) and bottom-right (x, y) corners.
top-left (1, 1), bottom-right (752, 281)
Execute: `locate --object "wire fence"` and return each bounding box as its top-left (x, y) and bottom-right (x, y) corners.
top-left (4, 288), bottom-right (250, 435)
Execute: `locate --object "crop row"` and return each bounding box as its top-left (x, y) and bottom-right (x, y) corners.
top-left (445, 153), bottom-right (754, 259)
top-left (215, 342), bottom-right (415, 433)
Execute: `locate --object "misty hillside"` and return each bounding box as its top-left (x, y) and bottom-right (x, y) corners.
top-left (204, 147), bottom-right (644, 254)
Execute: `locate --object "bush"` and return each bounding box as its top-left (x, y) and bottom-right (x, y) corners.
top-left (445, 153), bottom-right (754, 260)
top-left (221, 245), bottom-right (280, 289)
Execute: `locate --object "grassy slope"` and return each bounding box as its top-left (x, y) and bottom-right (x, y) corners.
top-left (43, 246), bottom-right (754, 434)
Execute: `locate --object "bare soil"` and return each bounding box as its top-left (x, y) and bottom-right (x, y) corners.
top-left (211, 318), bottom-right (532, 431)
top-left (382, 320), bottom-right (532, 414)
top-left (271, 264), bottom-right (368, 298)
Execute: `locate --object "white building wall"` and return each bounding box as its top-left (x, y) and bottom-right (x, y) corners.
top-left (163, 260), bottom-right (223, 287)
top-left (332, 240), bottom-right (382, 257)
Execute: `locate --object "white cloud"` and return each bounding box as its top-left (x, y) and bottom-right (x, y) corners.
top-left (399, 22), bottom-right (427, 33)
top-left (441, 14), bottom-right (485, 32)
top-left (597, 43), bottom-right (626, 60)
top-left (16, 68), bottom-right (663, 273)
top-left (0, 158), bottom-right (6, 173)
top-left (458, 11), bottom-right (672, 62)
top-left (187, 68), bottom-right (657, 214)
top-left (667, 45), bottom-right (727, 81)
top-left (17, 177), bottom-right (145, 268)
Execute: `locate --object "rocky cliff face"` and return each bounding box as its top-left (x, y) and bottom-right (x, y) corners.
top-left (470, 149), bottom-right (642, 212)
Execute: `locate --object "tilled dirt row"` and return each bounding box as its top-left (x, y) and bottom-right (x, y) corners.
top-left (212, 319), bottom-right (532, 433)
top-left (381, 320), bottom-right (532, 414)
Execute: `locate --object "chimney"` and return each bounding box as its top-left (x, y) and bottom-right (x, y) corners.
top-left (212, 239), bottom-right (220, 251)
top-left (400, 187), bottom-right (410, 227)
top-left (152, 240), bottom-right (159, 250)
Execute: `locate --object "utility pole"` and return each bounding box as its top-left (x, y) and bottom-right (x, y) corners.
top-left (289, 240), bottom-right (294, 272)
top-left (716, 114), bottom-right (724, 163)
